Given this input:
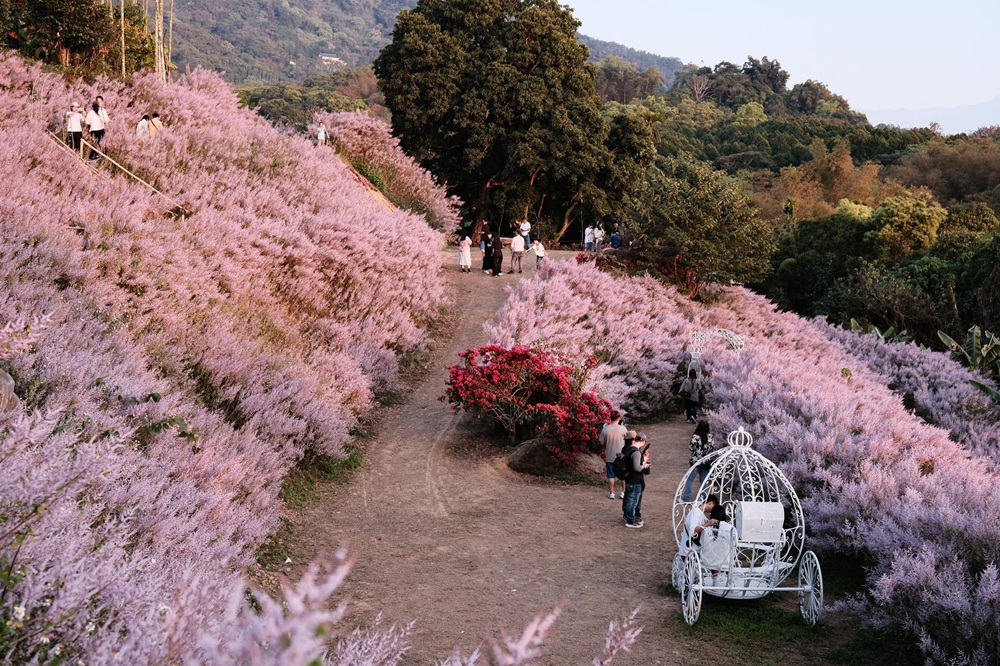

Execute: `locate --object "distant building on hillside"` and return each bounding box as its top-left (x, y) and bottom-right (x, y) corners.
top-left (318, 53), bottom-right (346, 68)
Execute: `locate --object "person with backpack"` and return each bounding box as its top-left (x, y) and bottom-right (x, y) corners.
top-left (621, 432), bottom-right (650, 528)
top-left (600, 411), bottom-right (628, 499)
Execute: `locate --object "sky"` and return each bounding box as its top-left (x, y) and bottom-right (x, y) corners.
top-left (564, 0), bottom-right (1000, 119)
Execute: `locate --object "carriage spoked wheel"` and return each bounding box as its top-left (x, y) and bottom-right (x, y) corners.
top-left (798, 550), bottom-right (824, 625)
top-left (671, 553), bottom-right (685, 590)
top-left (682, 551), bottom-right (703, 625)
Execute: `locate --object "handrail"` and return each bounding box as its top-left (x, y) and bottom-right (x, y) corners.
top-left (46, 130), bottom-right (191, 215)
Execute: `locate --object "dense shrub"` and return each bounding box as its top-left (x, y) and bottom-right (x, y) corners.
top-left (443, 345), bottom-right (613, 462)
top-left (318, 110), bottom-right (462, 231)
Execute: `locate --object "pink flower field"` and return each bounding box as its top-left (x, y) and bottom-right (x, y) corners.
top-left (0, 52), bottom-right (446, 663)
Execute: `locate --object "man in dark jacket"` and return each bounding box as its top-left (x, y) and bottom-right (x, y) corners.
top-left (623, 433), bottom-right (650, 528)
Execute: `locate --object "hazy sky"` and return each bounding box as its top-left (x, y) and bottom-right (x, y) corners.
top-left (564, 0), bottom-right (1000, 112)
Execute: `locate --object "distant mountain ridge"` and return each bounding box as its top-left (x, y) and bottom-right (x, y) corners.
top-left (170, 0), bottom-right (689, 86)
top-left (577, 34), bottom-right (685, 88)
top-left (861, 95), bottom-right (1000, 135)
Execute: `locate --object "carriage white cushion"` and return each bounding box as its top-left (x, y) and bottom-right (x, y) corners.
top-left (734, 501), bottom-right (785, 543)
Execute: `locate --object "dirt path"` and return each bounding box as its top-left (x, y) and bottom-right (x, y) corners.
top-left (275, 250), bottom-right (797, 664)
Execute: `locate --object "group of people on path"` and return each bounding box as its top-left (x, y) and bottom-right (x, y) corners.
top-left (600, 411), bottom-right (650, 528)
top-left (65, 96), bottom-right (110, 160)
top-left (583, 223), bottom-right (627, 256)
top-left (65, 96), bottom-right (164, 160)
top-left (597, 365), bottom-right (716, 532)
top-left (456, 219), bottom-right (545, 275)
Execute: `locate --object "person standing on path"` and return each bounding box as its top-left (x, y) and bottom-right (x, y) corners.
top-left (599, 411), bottom-right (628, 499)
top-left (678, 368), bottom-right (704, 423)
top-left (316, 121), bottom-right (328, 146)
top-left (508, 233), bottom-right (525, 273)
top-left (84, 101), bottom-right (105, 160)
top-left (584, 223), bottom-right (595, 254)
top-left (622, 433), bottom-right (650, 528)
top-left (96, 95), bottom-right (110, 129)
top-left (518, 218), bottom-right (531, 245)
top-left (683, 420), bottom-right (715, 502)
top-left (593, 224), bottom-right (605, 255)
top-left (458, 232), bottom-right (473, 273)
top-left (491, 233), bottom-right (504, 277)
top-left (481, 230), bottom-right (494, 274)
top-left (66, 102), bottom-right (84, 155)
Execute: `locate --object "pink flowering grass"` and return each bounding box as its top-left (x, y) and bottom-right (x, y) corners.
top-left (487, 260), bottom-right (1000, 663)
top-left (0, 51), bottom-right (451, 663)
top-left (317, 110), bottom-right (462, 231)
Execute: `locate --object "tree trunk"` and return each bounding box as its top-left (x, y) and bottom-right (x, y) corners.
top-left (153, 0), bottom-right (166, 82)
top-left (167, 0), bottom-right (175, 80)
top-left (552, 198), bottom-right (581, 243)
top-left (120, 0), bottom-right (126, 78)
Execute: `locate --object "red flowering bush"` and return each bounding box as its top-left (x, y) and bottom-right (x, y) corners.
top-left (443, 345), bottom-right (613, 463)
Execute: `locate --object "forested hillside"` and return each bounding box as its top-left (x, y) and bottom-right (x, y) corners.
top-left (578, 33), bottom-right (684, 89)
top-left (170, 0), bottom-right (411, 82)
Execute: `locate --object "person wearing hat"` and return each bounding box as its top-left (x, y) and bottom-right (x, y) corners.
top-left (622, 432), bottom-right (650, 528)
top-left (66, 102), bottom-right (85, 155)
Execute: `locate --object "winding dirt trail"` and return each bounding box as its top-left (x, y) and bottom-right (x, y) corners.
top-left (274, 250), bottom-right (812, 664)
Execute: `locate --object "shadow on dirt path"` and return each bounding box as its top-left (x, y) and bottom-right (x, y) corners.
top-left (275, 249), bottom-right (797, 665)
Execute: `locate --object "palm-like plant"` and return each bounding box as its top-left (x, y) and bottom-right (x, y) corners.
top-left (938, 326), bottom-right (1000, 402)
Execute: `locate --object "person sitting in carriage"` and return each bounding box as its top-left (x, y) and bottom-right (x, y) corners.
top-left (700, 503), bottom-right (738, 586)
top-left (679, 494), bottom-right (719, 559)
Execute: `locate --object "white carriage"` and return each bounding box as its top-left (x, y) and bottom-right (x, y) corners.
top-left (671, 428), bottom-right (823, 625)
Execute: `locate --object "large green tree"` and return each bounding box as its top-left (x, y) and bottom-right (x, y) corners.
top-left (373, 0), bottom-right (615, 238)
top-left (626, 156), bottom-right (776, 294)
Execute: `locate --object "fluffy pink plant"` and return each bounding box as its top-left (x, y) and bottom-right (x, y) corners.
top-left (318, 110), bottom-right (463, 231)
top-left (815, 320), bottom-right (1000, 460)
top-left (0, 50), bottom-right (453, 664)
top-left (485, 261), bottom-right (698, 418)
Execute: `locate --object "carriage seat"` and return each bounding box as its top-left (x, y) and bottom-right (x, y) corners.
top-left (734, 501), bottom-right (785, 543)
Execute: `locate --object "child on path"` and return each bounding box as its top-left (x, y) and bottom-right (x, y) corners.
top-left (458, 233), bottom-right (473, 272)
top-left (531, 240), bottom-right (545, 268)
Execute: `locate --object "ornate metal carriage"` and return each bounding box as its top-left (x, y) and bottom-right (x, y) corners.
top-left (671, 428), bottom-right (823, 625)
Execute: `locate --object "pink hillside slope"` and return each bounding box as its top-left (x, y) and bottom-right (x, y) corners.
top-left (0, 52), bottom-right (446, 663)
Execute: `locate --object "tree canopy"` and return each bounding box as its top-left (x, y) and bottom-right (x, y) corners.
top-left (374, 0), bottom-right (647, 238)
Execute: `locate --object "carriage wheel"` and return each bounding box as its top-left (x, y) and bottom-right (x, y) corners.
top-left (682, 551), bottom-right (703, 625)
top-left (672, 553), bottom-right (685, 590)
top-left (798, 550), bottom-right (823, 625)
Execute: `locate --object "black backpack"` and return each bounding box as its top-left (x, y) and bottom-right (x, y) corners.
top-left (612, 446), bottom-right (637, 480)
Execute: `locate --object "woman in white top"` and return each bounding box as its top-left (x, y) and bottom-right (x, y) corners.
top-left (85, 102), bottom-right (105, 160)
top-left (457, 233), bottom-right (473, 273)
top-left (530, 240), bottom-right (545, 268)
top-left (66, 102), bottom-right (84, 154)
top-left (136, 115), bottom-right (150, 141)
